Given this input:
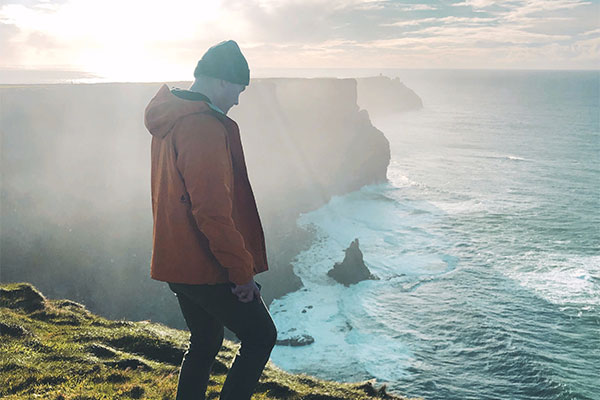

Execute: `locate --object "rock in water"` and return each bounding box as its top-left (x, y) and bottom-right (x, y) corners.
top-left (327, 239), bottom-right (378, 287)
top-left (276, 334), bottom-right (315, 347)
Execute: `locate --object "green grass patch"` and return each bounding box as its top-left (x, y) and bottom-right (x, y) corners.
top-left (1, 282), bottom-right (416, 399)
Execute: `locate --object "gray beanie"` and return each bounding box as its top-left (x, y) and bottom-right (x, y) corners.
top-left (193, 40), bottom-right (250, 85)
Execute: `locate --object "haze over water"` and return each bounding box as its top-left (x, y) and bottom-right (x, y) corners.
top-left (268, 70), bottom-right (600, 400)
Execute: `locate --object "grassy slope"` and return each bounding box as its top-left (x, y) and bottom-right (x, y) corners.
top-left (0, 283), bottom-right (417, 400)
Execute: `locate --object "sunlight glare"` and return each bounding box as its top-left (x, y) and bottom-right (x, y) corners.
top-left (0, 0), bottom-right (223, 80)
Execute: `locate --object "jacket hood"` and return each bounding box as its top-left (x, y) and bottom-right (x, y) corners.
top-left (144, 84), bottom-right (215, 139)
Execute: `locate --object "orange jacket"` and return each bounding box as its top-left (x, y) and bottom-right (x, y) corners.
top-left (144, 84), bottom-right (268, 285)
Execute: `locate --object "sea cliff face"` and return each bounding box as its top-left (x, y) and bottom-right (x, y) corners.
top-left (231, 78), bottom-right (389, 218)
top-left (356, 76), bottom-right (423, 117)
top-left (0, 77), bottom-right (408, 331)
top-left (228, 78), bottom-right (391, 301)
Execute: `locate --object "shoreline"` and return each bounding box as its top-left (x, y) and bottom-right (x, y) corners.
top-left (0, 282), bottom-right (417, 399)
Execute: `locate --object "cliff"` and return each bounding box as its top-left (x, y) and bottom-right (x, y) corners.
top-left (228, 78), bottom-right (390, 299)
top-left (327, 238), bottom-right (379, 287)
top-left (230, 78), bottom-right (389, 214)
top-left (0, 77), bottom-right (405, 331)
top-left (0, 282), bottom-right (416, 399)
top-left (356, 76), bottom-right (423, 117)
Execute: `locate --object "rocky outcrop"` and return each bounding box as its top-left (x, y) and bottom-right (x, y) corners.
top-left (357, 76), bottom-right (423, 117)
top-left (0, 283), bottom-right (46, 313)
top-left (327, 239), bottom-right (378, 287)
top-left (275, 334), bottom-right (315, 347)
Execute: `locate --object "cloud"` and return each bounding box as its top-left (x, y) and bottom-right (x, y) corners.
top-left (581, 28), bottom-right (600, 36)
top-left (382, 16), bottom-right (497, 27)
top-left (399, 4), bottom-right (438, 11)
top-left (0, 22), bottom-right (21, 65)
top-left (0, 0), bottom-right (229, 74)
top-left (571, 35), bottom-right (600, 61)
top-left (451, 0), bottom-right (499, 8)
top-left (403, 24), bottom-right (571, 45)
top-left (0, 0), bottom-right (597, 74)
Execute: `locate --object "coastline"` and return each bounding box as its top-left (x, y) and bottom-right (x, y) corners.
top-left (0, 282), bottom-right (418, 399)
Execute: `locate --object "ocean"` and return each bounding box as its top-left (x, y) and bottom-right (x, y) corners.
top-left (267, 70), bottom-right (600, 400)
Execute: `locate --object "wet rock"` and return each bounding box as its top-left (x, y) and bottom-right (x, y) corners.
top-left (353, 379), bottom-right (404, 399)
top-left (340, 321), bottom-right (353, 333)
top-left (327, 239), bottom-right (378, 287)
top-left (276, 334), bottom-right (315, 347)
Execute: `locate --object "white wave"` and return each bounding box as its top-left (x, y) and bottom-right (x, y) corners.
top-left (386, 165), bottom-right (423, 189)
top-left (474, 152), bottom-right (530, 162)
top-left (503, 254), bottom-right (600, 307)
top-left (428, 198), bottom-right (486, 215)
top-left (269, 184), bottom-right (458, 382)
top-left (269, 281), bottom-right (414, 382)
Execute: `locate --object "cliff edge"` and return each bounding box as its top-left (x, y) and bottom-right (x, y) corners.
top-left (0, 282), bottom-right (417, 399)
top-left (356, 76), bottom-right (423, 117)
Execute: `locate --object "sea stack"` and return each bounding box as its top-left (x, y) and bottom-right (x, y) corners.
top-left (327, 238), bottom-right (378, 286)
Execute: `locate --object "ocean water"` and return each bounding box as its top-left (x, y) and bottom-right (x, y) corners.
top-left (267, 70), bottom-right (600, 400)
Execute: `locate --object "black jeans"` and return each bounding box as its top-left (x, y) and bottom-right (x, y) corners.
top-left (168, 281), bottom-right (277, 400)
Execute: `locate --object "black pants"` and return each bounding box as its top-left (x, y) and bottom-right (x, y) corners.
top-left (168, 281), bottom-right (277, 400)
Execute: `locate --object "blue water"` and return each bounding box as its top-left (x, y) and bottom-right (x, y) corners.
top-left (268, 70), bottom-right (600, 400)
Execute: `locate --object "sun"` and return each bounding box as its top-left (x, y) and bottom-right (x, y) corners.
top-left (0, 0), bottom-right (223, 81)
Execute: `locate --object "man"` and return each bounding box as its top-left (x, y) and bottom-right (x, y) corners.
top-left (144, 40), bottom-right (277, 400)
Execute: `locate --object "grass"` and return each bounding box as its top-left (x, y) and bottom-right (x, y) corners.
top-left (0, 282), bottom-right (417, 400)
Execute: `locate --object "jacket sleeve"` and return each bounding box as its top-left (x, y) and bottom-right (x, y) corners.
top-left (174, 113), bottom-right (254, 285)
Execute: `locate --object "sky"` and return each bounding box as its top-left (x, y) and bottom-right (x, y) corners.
top-left (0, 0), bottom-right (598, 81)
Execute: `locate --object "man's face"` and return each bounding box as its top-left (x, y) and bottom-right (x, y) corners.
top-left (216, 80), bottom-right (246, 114)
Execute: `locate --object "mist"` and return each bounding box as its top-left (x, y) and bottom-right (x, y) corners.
top-left (0, 76), bottom-right (420, 331)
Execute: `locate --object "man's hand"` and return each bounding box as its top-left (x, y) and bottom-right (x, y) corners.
top-left (231, 279), bottom-right (261, 303)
